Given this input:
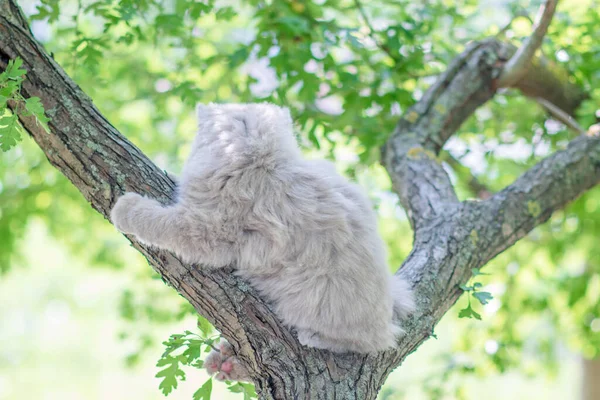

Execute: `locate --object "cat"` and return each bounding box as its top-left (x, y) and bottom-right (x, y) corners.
top-left (110, 103), bottom-right (415, 378)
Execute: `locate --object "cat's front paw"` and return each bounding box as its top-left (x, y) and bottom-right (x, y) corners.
top-left (110, 192), bottom-right (144, 234)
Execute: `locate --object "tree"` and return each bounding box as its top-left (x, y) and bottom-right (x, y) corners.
top-left (1, 0), bottom-right (599, 398)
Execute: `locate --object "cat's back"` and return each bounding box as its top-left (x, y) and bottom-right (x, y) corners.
top-left (230, 161), bottom-right (350, 270)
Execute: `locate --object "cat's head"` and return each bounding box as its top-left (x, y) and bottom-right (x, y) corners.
top-left (193, 102), bottom-right (301, 163)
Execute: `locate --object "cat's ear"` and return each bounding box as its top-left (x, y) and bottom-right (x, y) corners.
top-left (258, 103), bottom-right (293, 130)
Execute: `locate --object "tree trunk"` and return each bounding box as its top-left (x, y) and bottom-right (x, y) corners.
top-left (582, 358), bottom-right (600, 400)
top-left (1, 0), bottom-right (598, 398)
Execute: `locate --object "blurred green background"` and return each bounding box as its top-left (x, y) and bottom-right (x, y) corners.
top-left (1, 0), bottom-right (599, 399)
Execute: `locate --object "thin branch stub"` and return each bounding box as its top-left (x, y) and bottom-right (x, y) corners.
top-left (498, 0), bottom-right (559, 87)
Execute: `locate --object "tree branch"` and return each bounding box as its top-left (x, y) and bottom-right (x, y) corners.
top-left (514, 54), bottom-right (588, 116)
top-left (385, 131), bottom-right (600, 376)
top-left (443, 152), bottom-right (493, 199)
top-left (498, 0), bottom-right (559, 87)
top-left (382, 26), bottom-right (587, 232)
top-left (536, 96), bottom-right (587, 135)
top-left (0, 2), bottom-right (349, 398)
top-left (380, 15), bottom-right (597, 380)
top-left (496, 12), bottom-right (533, 38)
top-left (382, 40), bottom-right (501, 231)
top-left (479, 134), bottom-right (599, 261)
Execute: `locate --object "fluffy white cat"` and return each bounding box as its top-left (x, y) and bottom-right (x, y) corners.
top-left (111, 103), bottom-right (415, 368)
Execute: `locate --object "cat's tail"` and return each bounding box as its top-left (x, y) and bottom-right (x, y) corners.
top-left (390, 274), bottom-right (416, 320)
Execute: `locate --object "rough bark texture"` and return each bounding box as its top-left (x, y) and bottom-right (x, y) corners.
top-left (1, 1), bottom-right (599, 399)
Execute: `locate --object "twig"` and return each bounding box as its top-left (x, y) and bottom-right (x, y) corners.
top-left (443, 153), bottom-right (493, 200)
top-left (536, 97), bottom-right (587, 135)
top-left (496, 12), bottom-right (533, 38)
top-left (498, 0), bottom-right (559, 87)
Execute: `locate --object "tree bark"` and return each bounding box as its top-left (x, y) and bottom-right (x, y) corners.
top-left (1, 1), bottom-right (599, 399)
top-left (582, 358), bottom-right (600, 400)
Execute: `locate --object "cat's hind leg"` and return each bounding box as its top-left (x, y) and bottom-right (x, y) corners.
top-left (204, 340), bottom-right (250, 382)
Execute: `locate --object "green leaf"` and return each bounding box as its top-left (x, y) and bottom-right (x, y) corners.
top-left (4, 58), bottom-right (27, 80)
top-left (197, 316), bottom-right (214, 337)
top-left (155, 355), bottom-right (186, 395)
top-left (241, 383), bottom-right (258, 400)
top-left (25, 97), bottom-right (51, 127)
top-left (30, 0), bottom-right (61, 23)
top-left (228, 383), bottom-right (257, 399)
top-left (182, 339), bottom-right (203, 363)
top-left (0, 114), bottom-right (22, 152)
top-left (0, 57), bottom-right (50, 150)
top-left (228, 383), bottom-right (244, 393)
top-left (215, 7), bottom-right (236, 20)
top-left (203, 337), bottom-right (216, 351)
top-left (0, 80), bottom-right (20, 97)
top-left (155, 14), bottom-right (185, 36)
top-left (458, 305), bottom-right (482, 320)
top-left (276, 15), bottom-right (310, 35)
top-left (188, 3), bottom-right (213, 19)
top-left (229, 48), bottom-right (250, 68)
top-left (471, 268), bottom-right (489, 276)
top-left (193, 378), bottom-right (212, 400)
top-left (473, 291), bottom-right (493, 305)
top-left (307, 122), bottom-right (320, 149)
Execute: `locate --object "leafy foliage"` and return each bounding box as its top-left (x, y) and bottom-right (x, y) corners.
top-left (227, 383), bottom-right (258, 400)
top-left (154, 323), bottom-right (256, 399)
top-left (458, 269), bottom-right (493, 320)
top-left (0, 58), bottom-right (50, 151)
top-left (193, 378), bottom-right (213, 400)
top-left (156, 329), bottom-right (213, 395)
